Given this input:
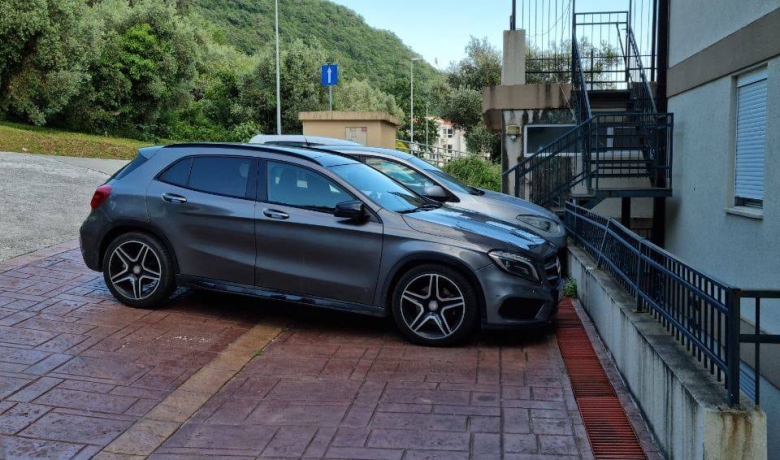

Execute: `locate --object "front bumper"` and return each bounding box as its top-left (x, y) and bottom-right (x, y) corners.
top-left (475, 263), bottom-right (562, 328)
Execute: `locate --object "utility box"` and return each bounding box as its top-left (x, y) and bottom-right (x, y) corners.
top-left (298, 111), bottom-right (401, 149)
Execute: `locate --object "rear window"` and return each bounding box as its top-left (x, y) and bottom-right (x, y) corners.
top-left (110, 154), bottom-right (148, 181)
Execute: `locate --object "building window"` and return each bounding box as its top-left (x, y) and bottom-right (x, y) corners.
top-left (734, 68), bottom-right (767, 208)
top-left (447, 128), bottom-right (454, 138)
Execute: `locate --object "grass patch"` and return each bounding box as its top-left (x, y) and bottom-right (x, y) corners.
top-left (0, 122), bottom-right (150, 160)
top-left (252, 349), bottom-right (265, 358)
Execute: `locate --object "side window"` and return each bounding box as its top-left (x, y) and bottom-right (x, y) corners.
top-left (188, 157), bottom-right (253, 199)
top-left (365, 158), bottom-right (434, 194)
top-left (267, 162), bottom-right (353, 212)
top-left (159, 158), bottom-right (192, 187)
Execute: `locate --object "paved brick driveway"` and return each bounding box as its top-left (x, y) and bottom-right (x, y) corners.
top-left (0, 242), bottom-right (275, 459)
top-left (0, 242), bottom-right (658, 460)
top-left (159, 316), bottom-right (594, 460)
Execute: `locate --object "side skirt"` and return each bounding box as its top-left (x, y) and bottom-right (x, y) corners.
top-left (176, 275), bottom-right (388, 318)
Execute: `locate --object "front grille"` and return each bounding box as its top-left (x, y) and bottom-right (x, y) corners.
top-left (544, 256), bottom-right (562, 286)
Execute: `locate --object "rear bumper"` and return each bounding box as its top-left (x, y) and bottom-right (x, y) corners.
top-left (79, 210), bottom-right (111, 271)
top-left (476, 263), bottom-right (562, 328)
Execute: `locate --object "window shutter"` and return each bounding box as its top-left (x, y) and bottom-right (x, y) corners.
top-left (735, 74), bottom-right (767, 203)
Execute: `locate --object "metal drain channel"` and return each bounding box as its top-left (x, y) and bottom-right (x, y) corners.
top-left (555, 299), bottom-right (646, 460)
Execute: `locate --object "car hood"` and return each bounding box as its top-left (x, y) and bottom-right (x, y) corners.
top-left (474, 190), bottom-right (560, 220)
top-left (401, 205), bottom-right (556, 258)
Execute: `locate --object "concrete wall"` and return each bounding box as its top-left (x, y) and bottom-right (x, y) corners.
top-left (669, 0), bottom-right (780, 66)
top-left (299, 111), bottom-right (400, 149)
top-left (568, 246), bottom-right (767, 460)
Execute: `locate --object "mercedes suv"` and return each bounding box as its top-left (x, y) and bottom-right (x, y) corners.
top-left (80, 143), bottom-right (562, 346)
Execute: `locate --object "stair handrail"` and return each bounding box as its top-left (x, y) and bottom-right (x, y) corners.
top-left (626, 26), bottom-right (658, 114)
top-left (571, 38), bottom-right (593, 123)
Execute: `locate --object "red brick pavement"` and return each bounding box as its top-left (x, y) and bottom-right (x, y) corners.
top-left (0, 243), bottom-right (273, 459)
top-left (0, 242), bottom-right (660, 460)
top-left (150, 311), bottom-right (598, 460)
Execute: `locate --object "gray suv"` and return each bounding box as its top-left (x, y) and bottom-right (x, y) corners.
top-left (311, 145), bottom-right (567, 249)
top-left (80, 143), bottom-right (561, 346)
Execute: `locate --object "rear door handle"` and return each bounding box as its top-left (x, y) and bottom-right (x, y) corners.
top-left (263, 209), bottom-right (289, 220)
top-left (162, 193), bottom-right (187, 204)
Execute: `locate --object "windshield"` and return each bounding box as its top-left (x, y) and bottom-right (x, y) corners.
top-left (429, 169), bottom-right (482, 194)
top-left (329, 163), bottom-right (428, 213)
top-left (405, 155), bottom-right (482, 195)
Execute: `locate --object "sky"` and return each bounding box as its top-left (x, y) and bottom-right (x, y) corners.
top-left (329, 0), bottom-right (631, 68)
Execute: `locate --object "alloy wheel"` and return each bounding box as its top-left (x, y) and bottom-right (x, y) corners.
top-left (108, 241), bottom-right (162, 301)
top-left (399, 273), bottom-right (466, 340)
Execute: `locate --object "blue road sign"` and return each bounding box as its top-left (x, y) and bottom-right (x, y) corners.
top-left (321, 64), bottom-right (338, 86)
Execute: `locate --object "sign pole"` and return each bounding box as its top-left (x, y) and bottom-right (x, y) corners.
top-left (329, 85), bottom-right (333, 111)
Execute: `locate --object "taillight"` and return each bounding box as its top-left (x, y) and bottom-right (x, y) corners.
top-left (90, 184), bottom-right (112, 210)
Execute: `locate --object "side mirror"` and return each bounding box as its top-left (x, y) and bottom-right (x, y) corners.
top-left (423, 185), bottom-right (448, 201)
top-left (334, 200), bottom-right (366, 220)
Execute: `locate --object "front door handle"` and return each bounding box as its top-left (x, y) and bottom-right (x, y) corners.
top-left (162, 193), bottom-right (187, 204)
top-left (263, 209), bottom-right (289, 220)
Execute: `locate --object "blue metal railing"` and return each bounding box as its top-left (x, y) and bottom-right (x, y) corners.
top-left (502, 112), bottom-right (673, 207)
top-left (564, 202), bottom-right (780, 407)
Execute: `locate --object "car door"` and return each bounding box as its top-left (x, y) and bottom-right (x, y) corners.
top-left (146, 154), bottom-right (257, 286)
top-left (254, 160), bottom-right (383, 306)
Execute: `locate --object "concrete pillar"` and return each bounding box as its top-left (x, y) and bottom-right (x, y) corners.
top-left (502, 30), bottom-right (526, 85)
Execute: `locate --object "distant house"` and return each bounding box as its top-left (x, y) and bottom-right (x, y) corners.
top-left (431, 118), bottom-right (467, 155)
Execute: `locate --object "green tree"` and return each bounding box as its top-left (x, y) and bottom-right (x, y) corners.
top-left (441, 36), bottom-right (502, 161)
top-left (332, 79), bottom-right (404, 120)
top-left (447, 37), bottom-right (502, 90)
top-left (526, 38), bottom-right (620, 85)
top-left (74, 0), bottom-right (200, 138)
top-left (440, 86), bottom-right (483, 131)
top-left (0, 0), bottom-right (99, 125)
top-left (239, 39), bottom-right (327, 134)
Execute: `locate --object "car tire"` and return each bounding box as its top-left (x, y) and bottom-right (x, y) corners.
top-left (391, 264), bottom-right (478, 346)
top-left (102, 232), bottom-right (175, 308)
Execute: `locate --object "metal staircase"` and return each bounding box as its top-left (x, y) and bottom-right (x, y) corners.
top-left (504, 16), bottom-right (673, 211)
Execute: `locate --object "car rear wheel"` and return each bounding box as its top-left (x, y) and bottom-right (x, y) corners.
top-left (102, 232), bottom-right (175, 308)
top-left (391, 264), bottom-right (478, 346)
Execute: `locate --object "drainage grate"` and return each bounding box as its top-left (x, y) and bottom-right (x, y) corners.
top-left (555, 299), bottom-right (646, 460)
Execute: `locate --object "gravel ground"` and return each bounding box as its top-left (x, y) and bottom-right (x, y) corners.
top-left (0, 152), bottom-right (128, 261)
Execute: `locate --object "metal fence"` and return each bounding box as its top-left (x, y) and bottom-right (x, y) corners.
top-left (516, 0), bottom-right (660, 84)
top-left (564, 202), bottom-right (780, 407)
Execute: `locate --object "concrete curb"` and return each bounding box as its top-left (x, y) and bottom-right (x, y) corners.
top-left (95, 320), bottom-right (285, 458)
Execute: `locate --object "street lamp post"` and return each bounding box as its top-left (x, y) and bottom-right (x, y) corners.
top-left (410, 57), bottom-right (422, 145)
top-left (275, 0), bottom-right (282, 135)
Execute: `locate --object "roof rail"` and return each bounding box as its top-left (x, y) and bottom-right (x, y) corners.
top-left (162, 142), bottom-right (323, 164)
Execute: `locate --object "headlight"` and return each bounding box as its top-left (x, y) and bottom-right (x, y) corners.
top-left (488, 250), bottom-right (539, 282)
top-left (517, 215), bottom-right (560, 233)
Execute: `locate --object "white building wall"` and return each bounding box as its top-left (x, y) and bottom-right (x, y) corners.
top-left (666, 56), bottom-right (780, 332)
top-left (666, 4), bottom-right (780, 454)
top-left (669, 0), bottom-right (780, 66)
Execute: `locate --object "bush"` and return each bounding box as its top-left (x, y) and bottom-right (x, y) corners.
top-left (563, 278), bottom-right (578, 298)
top-left (443, 156), bottom-right (501, 192)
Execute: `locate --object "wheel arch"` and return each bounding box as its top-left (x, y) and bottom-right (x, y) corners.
top-left (98, 221), bottom-right (180, 273)
top-left (380, 253), bottom-right (487, 322)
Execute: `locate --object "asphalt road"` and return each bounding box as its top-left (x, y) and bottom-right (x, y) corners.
top-left (0, 152), bottom-right (128, 261)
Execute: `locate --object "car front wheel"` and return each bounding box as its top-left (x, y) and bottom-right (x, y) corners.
top-left (102, 232), bottom-right (175, 308)
top-left (391, 264), bottom-right (478, 346)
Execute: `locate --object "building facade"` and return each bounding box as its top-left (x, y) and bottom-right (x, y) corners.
top-left (664, 0), bottom-right (780, 452)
